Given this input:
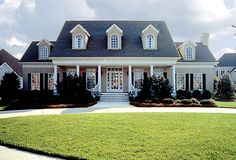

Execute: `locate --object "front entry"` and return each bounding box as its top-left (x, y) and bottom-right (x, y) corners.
top-left (106, 67), bottom-right (123, 92)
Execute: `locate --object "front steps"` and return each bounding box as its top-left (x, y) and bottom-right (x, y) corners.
top-left (100, 93), bottom-right (129, 102)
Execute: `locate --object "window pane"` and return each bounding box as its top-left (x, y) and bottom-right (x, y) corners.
top-left (194, 73), bottom-right (202, 90)
top-left (134, 68), bottom-right (144, 89)
top-left (177, 73), bottom-right (185, 90)
top-left (111, 35), bottom-right (118, 48)
top-left (48, 73), bottom-right (54, 90)
top-left (86, 68), bottom-right (96, 89)
top-left (40, 47), bottom-right (48, 60)
top-left (31, 73), bottom-right (40, 90)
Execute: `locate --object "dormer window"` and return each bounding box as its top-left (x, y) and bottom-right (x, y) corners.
top-left (186, 47), bottom-right (193, 59)
top-left (111, 34), bottom-right (119, 49)
top-left (146, 34), bottom-right (154, 49)
top-left (141, 24), bottom-right (159, 50)
top-left (40, 46), bottom-right (49, 60)
top-left (70, 24), bottom-right (90, 50)
top-left (106, 24), bottom-right (123, 50)
top-left (75, 34), bottom-right (83, 49)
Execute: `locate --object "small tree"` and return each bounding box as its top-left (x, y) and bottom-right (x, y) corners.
top-left (215, 73), bottom-right (235, 100)
top-left (0, 72), bottom-right (20, 103)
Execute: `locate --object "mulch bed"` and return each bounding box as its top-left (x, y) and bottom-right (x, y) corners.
top-left (130, 101), bottom-right (217, 107)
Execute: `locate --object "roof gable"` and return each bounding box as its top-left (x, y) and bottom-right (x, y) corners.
top-left (37, 38), bottom-right (54, 46)
top-left (70, 24), bottom-right (90, 37)
top-left (141, 24), bottom-right (159, 35)
top-left (177, 40), bottom-right (196, 49)
top-left (106, 24), bottom-right (123, 35)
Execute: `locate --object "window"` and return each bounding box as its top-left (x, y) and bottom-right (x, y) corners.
top-left (146, 34), bottom-right (154, 49)
top-left (66, 68), bottom-right (76, 76)
top-left (134, 68), bottom-right (144, 89)
top-left (40, 46), bottom-right (48, 60)
top-left (86, 68), bottom-right (96, 89)
top-left (110, 34), bottom-right (118, 49)
top-left (194, 73), bottom-right (202, 90)
top-left (177, 73), bottom-right (185, 90)
top-left (75, 34), bottom-right (83, 49)
top-left (186, 47), bottom-right (193, 59)
top-left (153, 68), bottom-right (163, 77)
top-left (220, 70), bottom-right (225, 75)
top-left (48, 73), bottom-right (54, 90)
top-left (216, 71), bottom-right (218, 77)
top-left (31, 73), bottom-right (40, 90)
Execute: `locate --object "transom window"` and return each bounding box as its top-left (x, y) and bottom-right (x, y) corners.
top-left (186, 47), bottom-right (193, 59)
top-left (40, 46), bottom-right (48, 60)
top-left (177, 73), bottom-right (185, 90)
top-left (146, 34), bottom-right (154, 49)
top-left (194, 73), bottom-right (202, 90)
top-left (153, 68), bottom-right (163, 77)
top-left (75, 34), bottom-right (83, 49)
top-left (134, 68), bottom-right (144, 89)
top-left (110, 34), bottom-right (119, 48)
top-left (86, 68), bottom-right (96, 90)
top-left (31, 73), bottom-right (40, 90)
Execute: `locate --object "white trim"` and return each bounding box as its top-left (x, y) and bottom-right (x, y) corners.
top-left (37, 38), bottom-right (54, 46)
top-left (0, 62), bottom-right (22, 78)
top-left (177, 40), bottom-right (196, 49)
top-left (106, 24), bottom-right (123, 35)
top-left (142, 24), bottom-right (159, 34)
top-left (70, 24), bottom-right (90, 37)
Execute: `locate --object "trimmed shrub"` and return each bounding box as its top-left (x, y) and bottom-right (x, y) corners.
top-left (162, 98), bottom-right (174, 104)
top-left (181, 99), bottom-right (192, 104)
top-left (175, 99), bottom-right (182, 104)
top-left (190, 98), bottom-right (200, 104)
top-left (200, 99), bottom-right (217, 107)
top-left (176, 90), bottom-right (192, 99)
top-left (202, 90), bottom-right (212, 99)
top-left (192, 90), bottom-right (201, 100)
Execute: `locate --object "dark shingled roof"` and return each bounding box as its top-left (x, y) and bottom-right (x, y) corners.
top-left (0, 49), bottom-right (22, 76)
top-left (218, 53), bottom-right (236, 66)
top-left (49, 21), bottom-right (180, 58)
top-left (175, 42), bottom-right (217, 62)
top-left (20, 41), bottom-right (56, 62)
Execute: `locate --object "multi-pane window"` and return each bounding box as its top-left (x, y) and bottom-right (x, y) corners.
top-left (146, 34), bottom-right (154, 49)
top-left (111, 34), bottom-right (118, 48)
top-left (177, 73), bottom-right (185, 90)
top-left (48, 73), bottom-right (54, 90)
top-left (194, 73), bottom-right (202, 90)
top-left (153, 68), bottom-right (163, 77)
top-left (40, 46), bottom-right (48, 60)
top-left (66, 68), bottom-right (76, 76)
top-left (134, 68), bottom-right (144, 89)
top-left (86, 68), bottom-right (96, 89)
top-left (76, 34), bottom-right (83, 49)
top-left (31, 73), bottom-right (40, 90)
top-left (186, 47), bottom-right (193, 59)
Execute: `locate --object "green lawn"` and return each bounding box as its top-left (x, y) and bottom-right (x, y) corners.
top-left (0, 106), bottom-right (7, 111)
top-left (0, 113), bottom-right (236, 160)
top-left (215, 101), bottom-right (236, 108)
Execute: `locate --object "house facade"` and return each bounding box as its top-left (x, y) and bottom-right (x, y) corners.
top-left (214, 53), bottom-right (236, 82)
top-left (20, 21), bottom-right (217, 97)
top-left (0, 49), bottom-right (23, 88)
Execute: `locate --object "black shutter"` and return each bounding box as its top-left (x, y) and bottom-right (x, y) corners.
top-left (96, 72), bottom-right (98, 84)
top-left (28, 73), bottom-right (31, 90)
top-left (45, 73), bottom-right (48, 90)
top-left (63, 72), bottom-right (67, 81)
top-left (163, 72), bottom-right (167, 79)
top-left (40, 73), bottom-right (44, 90)
top-left (190, 73), bottom-right (194, 91)
top-left (185, 73), bottom-right (189, 90)
top-left (144, 72), bottom-right (147, 79)
top-left (203, 73), bottom-right (206, 90)
top-left (57, 73), bottom-right (59, 83)
top-left (132, 72), bottom-right (134, 85)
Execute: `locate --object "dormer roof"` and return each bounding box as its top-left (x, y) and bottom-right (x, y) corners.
top-left (37, 38), bottom-right (54, 46)
top-left (70, 24), bottom-right (90, 37)
top-left (141, 24), bottom-right (159, 35)
top-left (106, 24), bottom-right (123, 35)
top-left (177, 40), bottom-right (196, 49)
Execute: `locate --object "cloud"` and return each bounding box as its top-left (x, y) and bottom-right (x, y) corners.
top-left (6, 37), bottom-right (27, 47)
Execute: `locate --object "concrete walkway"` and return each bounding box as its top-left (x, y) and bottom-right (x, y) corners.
top-left (0, 102), bottom-right (236, 119)
top-left (0, 102), bottom-right (236, 159)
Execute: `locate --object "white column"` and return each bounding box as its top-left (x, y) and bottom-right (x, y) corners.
top-left (98, 65), bottom-right (101, 92)
top-left (76, 65), bottom-right (80, 76)
top-left (53, 64), bottom-right (58, 96)
top-left (150, 65), bottom-right (154, 77)
top-left (128, 65), bottom-right (132, 92)
top-left (172, 65), bottom-right (176, 93)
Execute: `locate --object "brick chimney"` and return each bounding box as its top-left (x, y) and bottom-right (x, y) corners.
top-left (200, 33), bottom-right (209, 46)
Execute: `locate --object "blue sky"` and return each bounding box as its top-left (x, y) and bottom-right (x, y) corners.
top-left (0, 0), bottom-right (235, 60)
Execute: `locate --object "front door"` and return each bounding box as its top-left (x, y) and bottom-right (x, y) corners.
top-left (106, 67), bottom-right (123, 92)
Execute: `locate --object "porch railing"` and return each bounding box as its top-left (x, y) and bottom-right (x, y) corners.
top-left (129, 83), bottom-right (138, 97)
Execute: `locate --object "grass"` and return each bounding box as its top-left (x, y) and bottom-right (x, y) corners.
top-left (0, 113), bottom-right (236, 160)
top-left (215, 101), bottom-right (236, 108)
top-left (0, 106), bottom-right (7, 111)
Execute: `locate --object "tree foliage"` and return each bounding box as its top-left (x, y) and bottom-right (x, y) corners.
top-left (215, 73), bottom-right (235, 100)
